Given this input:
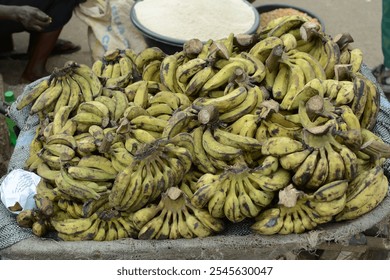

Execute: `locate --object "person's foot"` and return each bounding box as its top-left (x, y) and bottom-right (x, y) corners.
top-left (372, 64), bottom-right (390, 94)
top-left (50, 39), bottom-right (81, 56)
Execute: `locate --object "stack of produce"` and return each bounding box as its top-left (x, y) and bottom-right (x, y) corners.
top-left (14, 15), bottom-right (390, 240)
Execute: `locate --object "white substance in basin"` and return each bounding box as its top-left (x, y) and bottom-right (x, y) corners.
top-left (133, 0), bottom-right (257, 42)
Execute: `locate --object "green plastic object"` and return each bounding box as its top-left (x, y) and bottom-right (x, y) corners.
top-left (4, 90), bottom-right (17, 146)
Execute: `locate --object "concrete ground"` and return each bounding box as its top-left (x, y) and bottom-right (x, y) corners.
top-left (0, 0), bottom-right (383, 94)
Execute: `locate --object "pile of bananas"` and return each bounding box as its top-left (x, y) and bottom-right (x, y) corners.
top-left (14, 14), bottom-right (390, 241)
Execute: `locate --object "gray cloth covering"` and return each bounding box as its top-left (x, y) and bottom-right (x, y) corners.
top-left (0, 65), bottom-right (389, 253)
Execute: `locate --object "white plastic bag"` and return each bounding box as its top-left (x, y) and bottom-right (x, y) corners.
top-left (74, 0), bottom-right (147, 61)
top-left (0, 169), bottom-right (40, 214)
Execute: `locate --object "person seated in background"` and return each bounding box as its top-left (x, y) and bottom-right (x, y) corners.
top-left (0, 1), bottom-right (84, 83)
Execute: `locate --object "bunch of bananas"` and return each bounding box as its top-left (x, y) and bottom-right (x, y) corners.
top-left (91, 48), bottom-right (137, 88)
top-left (15, 13), bottom-right (390, 241)
top-left (17, 61), bottom-right (103, 120)
top-left (191, 159), bottom-right (290, 223)
top-left (51, 208), bottom-right (137, 241)
top-left (251, 180), bottom-right (347, 235)
top-left (132, 187), bottom-right (224, 239)
top-left (109, 139), bottom-right (192, 212)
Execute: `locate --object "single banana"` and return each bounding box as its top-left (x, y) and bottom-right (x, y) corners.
top-left (135, 47), bottom-right (166, 72)
top-left (142, 59), bottom-right (162, 82)
top-left (30, 77), bottom-right (63, 114)
top-left (55, 167), bottom-right (101, 201)
top-left (46, 134), bottom-right (77, 150)
top-left (206, 188), bottom-right (227, 218)
top-left (279, 149), bottom-right (312, 170)
top-left (312, 179), bottom-right (349, 202)
top-left (160, 53), bottom-right (182, 93)
top-left (138, 209), bottom-right (167, 240)
top-left (336, 170), bottom-right (388, 221)
top-left (261, 136), bottom-right (305, 156)
top-left (218, 87), bottom-right (258, 123)
top-left (338, 144), bottom-right (358, 181)
top-left (251, 208), bottom-right (285, 235)
top-left (91, 59), bottom-right (104, 76)
top-left (191, 127), bottom-right (217, 174)
top-left (185, 66), bottom-right (215, 96)
top-left (78, 100), bottom-right (110, 121)
top-left (132, 204), bottom-right (161, 231)
top-left (279, 61), bottom-right (306, 110)
top-left (70, 62), bottom-right (102, 98)
top-left (183, 209), bottom-right (213, 237)
top-left (201, 61), bottom-right (246, 91)
top-left (111, 89), bottom-right (129, 122)
top-left (52, 105), bottom-right (74, 135)
top-left (335, 82), bottom-right (355, 105)
top-left (308, 193), bottom-right (346, 216)
top-left (189, 205), bottom-right (225, 233)
top-left (305, 147), bottom-right (329, 189)
top-left (278, 208), bottom-right (294, 234)
top-left (43, 143), bottom-right (75, 161)
top-left (248, 36), bottom-right (284, 62)
top-left (248, 168), bottom-right (291, 192)
top-left (267, 15), bottom-right (309, 37)
top-left (70, 72), bottom-right (94, 102)
top-left (51, 213), bottom-right (99, 235)
top-left (202, 127), bottom-right (242, 161)
top-left (349, 48), bottom-right (364, 73)
top-left (149, 90), bottom-right (180, 110)
top-left (191, 173), bottom-right (220, 206)
top-left (213, 127), bottom-right (262, 151)
top-left (292, 149), bottom-right (319, 187)
top-left (162, 110), bottom-right (194, 139)
top-left (324, 142), bottom-right (346, 183)
top-left (54, 77), bottom-right (71, 114)
top-left (360, 76), bottom-right (380, 130)
top-left (193, 86), bottom-right (248, 113)
top-left (176, 57), bottom-right (208, 84)
top-left (175, 210), bottom-right (193, 239)
top-left (17, 78), bottom-right (50, 110)
top-left (236, 178), bottom-right (261, 218)
top-left (272, 63), bottom-right (290, 101)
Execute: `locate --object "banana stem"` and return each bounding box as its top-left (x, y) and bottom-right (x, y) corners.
top-left (333, 32), bottom-right (354, 50)
top-left (278, 184), bottom-right (303, 208)
top-left (306, 95), bottom-right (324, 120)
top-left (98, 132), bottom-right (114, 153)
top-left (234, 34), bottom-right (258, 50)
top-left (197, 105), bottom-right (219, 125)
top-left (299, 21), bottom-right (322, 42)
top-left (265, 45), bottom-right (283, 72)
top-left (334, 64), bottom-right (353, 81)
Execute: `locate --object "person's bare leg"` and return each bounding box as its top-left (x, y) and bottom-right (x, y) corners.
top-left (21, 28), bottom-right (62, 82)
top-left (0, 33), bottom-right (14, 53)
